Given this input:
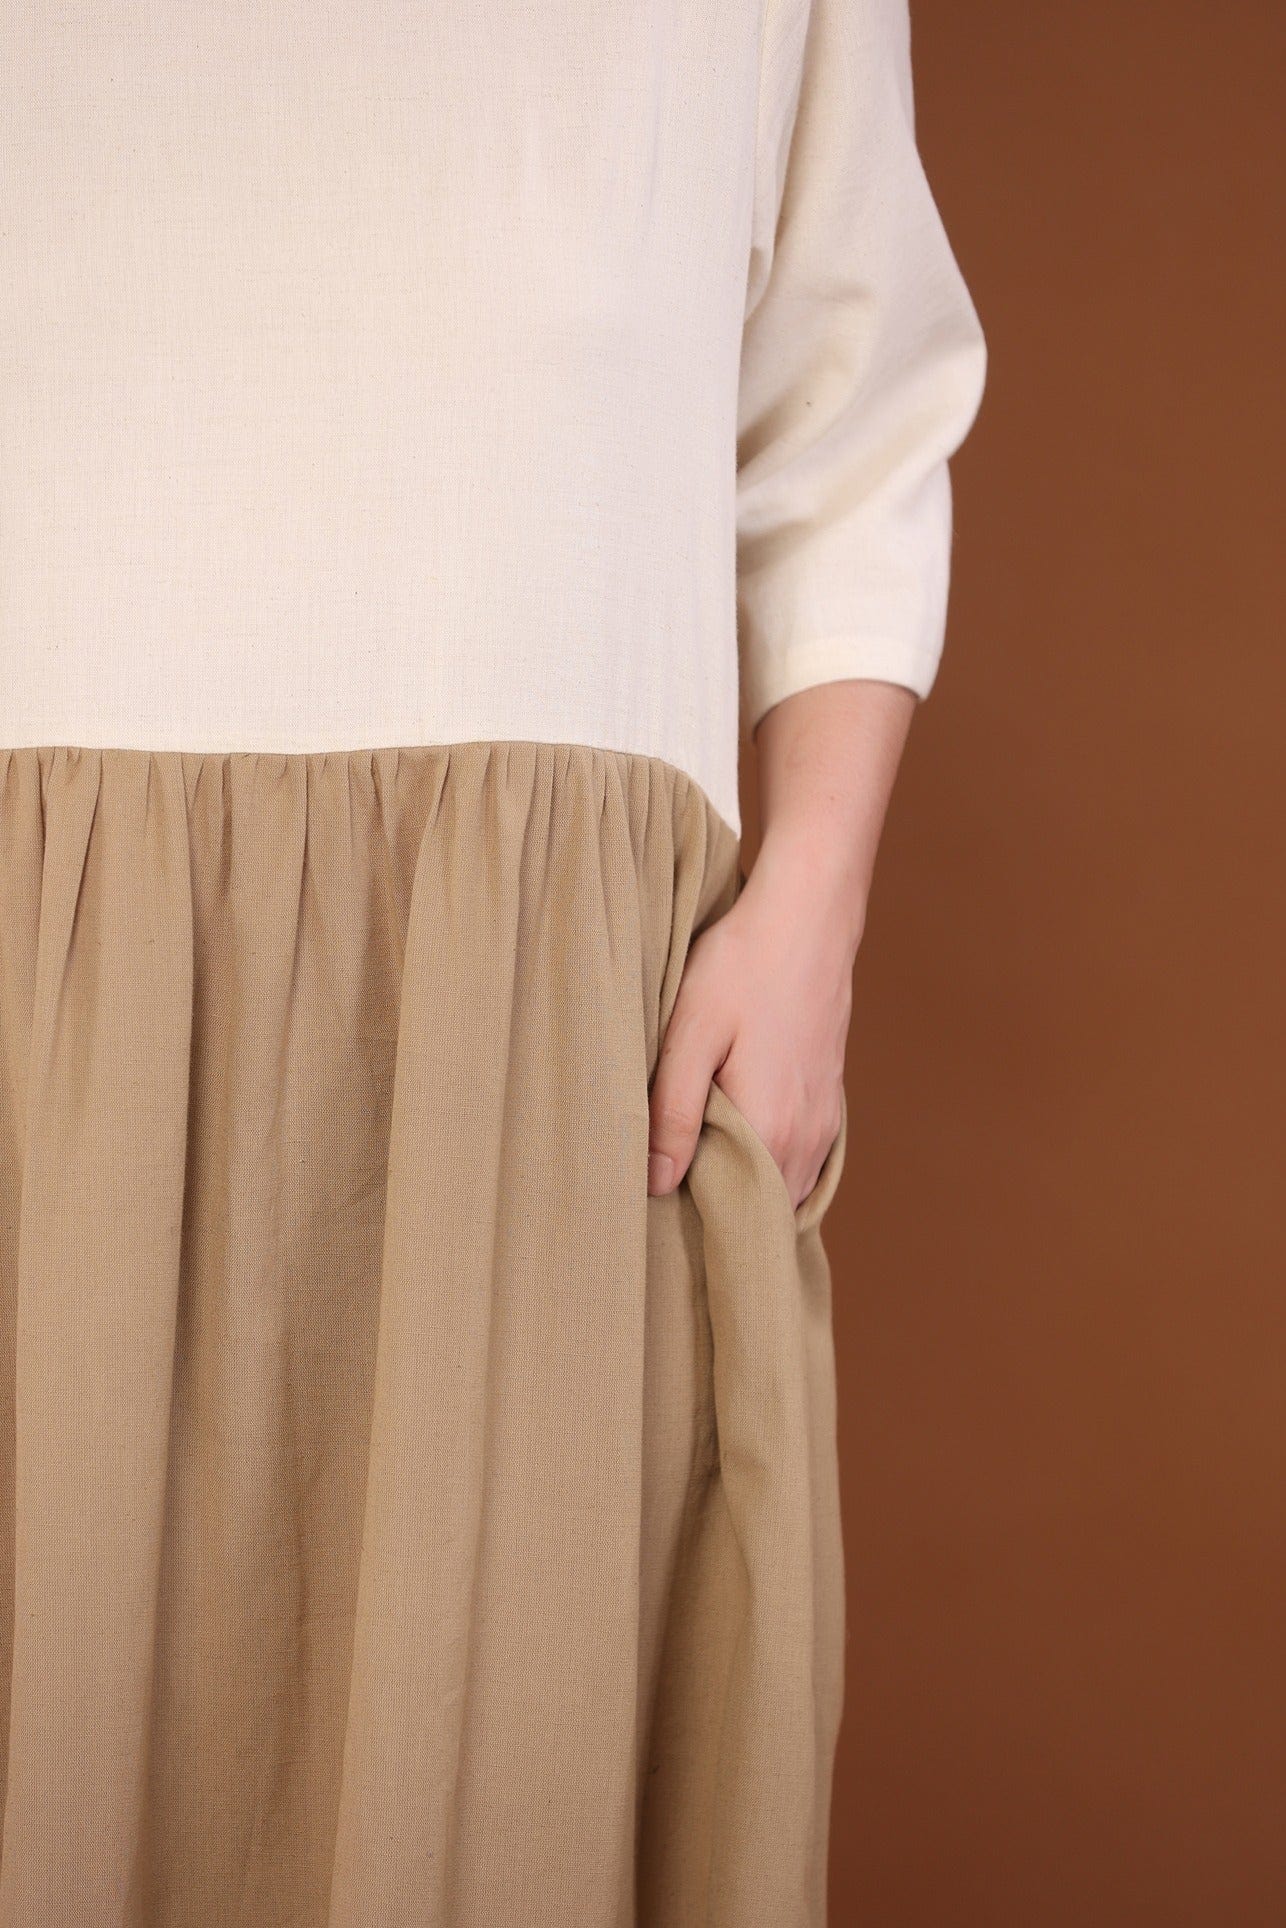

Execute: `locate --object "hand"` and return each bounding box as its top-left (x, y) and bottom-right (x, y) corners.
top-left (646, 828), bottom-right (858, 1210)
top-left (646, 677), bottom-right (915, 1209)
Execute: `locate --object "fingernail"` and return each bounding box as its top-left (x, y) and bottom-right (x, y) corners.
top-left (648, 1152), bottom-right (675, 1194)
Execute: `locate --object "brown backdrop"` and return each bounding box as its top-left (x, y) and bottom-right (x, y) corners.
top-left (749, 3), bottom-right (1285, 1921)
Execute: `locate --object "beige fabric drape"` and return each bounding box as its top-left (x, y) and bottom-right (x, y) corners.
top-left (0, 741), bottom-right (847, 1926)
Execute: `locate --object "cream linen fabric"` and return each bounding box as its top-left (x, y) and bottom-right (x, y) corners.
top-left (0, 742), bottom-right (848, 1926)
top-left (0, 0), bottom-right (985, 833)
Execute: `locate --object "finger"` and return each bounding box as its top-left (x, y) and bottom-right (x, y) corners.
top-left (787, 1108), bottom-right (843, 1211)
top-left (647, 1004), bottom-right (727, 1196)
top-left (790, 1154), bottom-right (824, 1213)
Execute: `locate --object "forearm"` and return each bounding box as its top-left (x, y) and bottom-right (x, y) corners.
top-left (647, 677), bottom-right (916, 1207)
top-left (745, 678), bottom-right (917, 957)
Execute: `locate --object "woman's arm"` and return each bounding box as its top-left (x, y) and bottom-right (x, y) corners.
top-left (646, 0), bottom-right (985, 1208)
top-left (647, 678), bottom-right (914, 1208)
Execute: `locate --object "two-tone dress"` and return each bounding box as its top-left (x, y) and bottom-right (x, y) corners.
top-left (0, 1), bottom-right (985, 1921)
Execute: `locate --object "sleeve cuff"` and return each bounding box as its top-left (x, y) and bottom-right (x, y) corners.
top-left (740, 632), bottom-right (944, 735)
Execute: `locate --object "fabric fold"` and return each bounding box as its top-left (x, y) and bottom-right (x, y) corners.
top-left (1, 749), bottom-right (194, 1924)
top-left (634, 1081), bottom-right (846, 1928)
top-left (0, 740), bottom-right (845, 1927)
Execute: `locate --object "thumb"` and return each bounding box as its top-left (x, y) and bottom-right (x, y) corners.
top-left (647, 998), bottom-right (728, 1197)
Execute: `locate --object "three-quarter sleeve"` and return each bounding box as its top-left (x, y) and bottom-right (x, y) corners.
top-left (736, 0), bottom-right (988, 732)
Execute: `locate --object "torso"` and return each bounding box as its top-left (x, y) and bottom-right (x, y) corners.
top-left (0, 1), bottom-right (775, 832)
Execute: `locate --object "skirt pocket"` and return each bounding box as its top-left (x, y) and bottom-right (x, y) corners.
top-left (703, 1080), bottom-right (849, 1237)
top-left (650, 1074), bottom-right (846, 1924)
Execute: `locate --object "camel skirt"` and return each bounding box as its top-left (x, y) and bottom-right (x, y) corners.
top-left (0, 741), bottom-right (847, 1927)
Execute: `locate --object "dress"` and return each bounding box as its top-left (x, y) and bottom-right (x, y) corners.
top-left (0, 3), bottom-right (984, 1922)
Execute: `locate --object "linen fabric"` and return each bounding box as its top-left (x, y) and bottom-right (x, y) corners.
top-left (0, 742), bottom-right (848, 1926)
top-left (0, 0), bottom-right (986, 833)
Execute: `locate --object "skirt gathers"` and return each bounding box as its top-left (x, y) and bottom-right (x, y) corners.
top-left (0, 741), bottom-right (847, 1928)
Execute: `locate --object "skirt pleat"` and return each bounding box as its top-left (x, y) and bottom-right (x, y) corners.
top-left (0, 742), bottom-right (846, 1928)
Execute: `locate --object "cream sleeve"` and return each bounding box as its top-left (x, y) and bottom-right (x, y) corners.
top-left (736, 0), bottom-right (988, 731)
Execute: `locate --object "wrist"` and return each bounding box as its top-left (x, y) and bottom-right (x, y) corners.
top-left (745, 819), bottom-right (871, 959)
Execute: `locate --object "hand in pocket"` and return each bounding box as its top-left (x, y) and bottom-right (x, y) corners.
top-left (646, 873), bottom-right (850, 1214)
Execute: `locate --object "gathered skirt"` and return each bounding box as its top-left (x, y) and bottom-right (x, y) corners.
top-left (0, 741), bottom-right (847, 1927)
